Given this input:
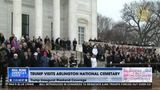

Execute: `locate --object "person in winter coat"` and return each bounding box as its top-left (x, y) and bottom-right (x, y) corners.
top-left (60, 53), bottom-right (68, 67)
top-left (30, 52), bottom-right (41, 67)
top-left (40, 52), bottom-right (49, 67)
top-left (91, 55), bottom-right (97, 68)
top-left (10, 53), bottom-right (21, 67)
top-left (84, 53), bottom-right (91, 67)
top-left (69, 53), bottom-right (77, 67)
top-left (72, 38), bottom-right (77, 51)
top-left (92, 45), bottom-right (98, 58)
top-left (0, 43), bottom-right (9, 88)
top-left (0, 33), bottom-right (5, 45)
top-left (11, 37), bottom-right (19, 50)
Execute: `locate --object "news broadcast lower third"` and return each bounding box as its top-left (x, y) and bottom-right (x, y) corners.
top-left (0, 0), bottom-right (160, 90)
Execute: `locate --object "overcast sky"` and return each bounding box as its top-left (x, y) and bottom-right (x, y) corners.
top-left (97, 0), bottom-right (158, 22)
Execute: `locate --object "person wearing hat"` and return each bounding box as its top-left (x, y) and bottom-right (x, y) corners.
top-left (30, 52), bottom-right (41, 67)
top-left (10, 53), bottom-right (21, 67)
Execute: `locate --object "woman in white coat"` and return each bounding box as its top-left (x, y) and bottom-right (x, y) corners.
top-left (92, 45), bottom-right (98, 56)
top-left (91, 55), bottom-right (97, 68)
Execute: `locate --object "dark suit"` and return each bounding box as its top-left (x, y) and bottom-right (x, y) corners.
top-left (0, 48), bottom-right (8, 88)
top-left (73, 40), bottom-right (77, 51)
top-left (67, 40), bottom-right (71, 50)
top-left (84, 55), bottom-right (91, 67)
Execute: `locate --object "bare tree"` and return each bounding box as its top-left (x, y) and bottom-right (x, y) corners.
top-left (100, 21), bottom-right (137, 43)
top-left (97, 14), bottom-right (112, 40)
top-left (121, 0), bottom-right (160, 45)
top-left (152, 1), bottom-right (160, 46)
top-left (108, 22), bottom-right (137, 43)
top-left (151, 29), bottom-right (160, 46)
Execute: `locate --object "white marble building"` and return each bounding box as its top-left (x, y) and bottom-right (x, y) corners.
top-left (0, 0), bottom-right (97, 44)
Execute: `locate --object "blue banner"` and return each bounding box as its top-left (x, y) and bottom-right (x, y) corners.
top-left (8, 67), bottom-right (152, 84)
top-left (8, 68), bottom-right (29, 83)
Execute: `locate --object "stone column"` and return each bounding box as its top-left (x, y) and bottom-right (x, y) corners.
top-left (13, 0), bottom-right (22, 40)
top-left (53, 0), bottom-right (60, 40)
top-left (35, 0), bottom-right (43, 38)
top-left (68, 0), bottom-right (77, 41)
top-left (91, 0), bottom-right (97, 39)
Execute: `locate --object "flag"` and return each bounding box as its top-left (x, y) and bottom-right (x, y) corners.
top-left (137, 7), bottom-right (150, 21)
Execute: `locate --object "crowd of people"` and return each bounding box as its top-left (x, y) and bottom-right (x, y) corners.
top-left (1, 33), bottom-right (160, 88)
top-left (0, 33), bottom-right (160, 69)
top-left (82, 41), bottom-right (160, 68)
top-left (0, 33), bottom-right (79, 88)
top-left (0, 33), bottom-right (80, 68)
